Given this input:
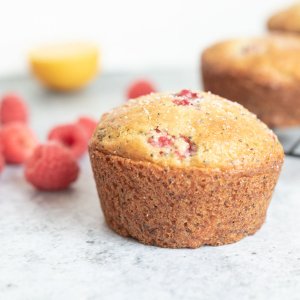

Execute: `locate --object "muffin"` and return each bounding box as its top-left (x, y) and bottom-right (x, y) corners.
top-left (202, 34), bottom-right (300, 127)
top-left (89, 90), bottom-right (284, 248)
top-left (268, 3), bottom-right (300, 34)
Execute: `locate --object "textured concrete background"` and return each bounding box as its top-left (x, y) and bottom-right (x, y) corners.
top-left (0, 72), bottom-right (300, 300)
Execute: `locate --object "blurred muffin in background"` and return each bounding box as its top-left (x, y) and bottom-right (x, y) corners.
top-left (201, 34), bottom-right (300, 128)
top-left (29, 42), bottom-right (99, 92)
top-left (268, 3), bottom-right (300, 34)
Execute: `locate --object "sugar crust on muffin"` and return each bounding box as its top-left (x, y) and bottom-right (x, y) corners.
top-left (91, 91), bottom-right (282, 170)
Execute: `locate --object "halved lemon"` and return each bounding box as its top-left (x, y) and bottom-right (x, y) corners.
top-left (29, 42), bottom-right (99, 91)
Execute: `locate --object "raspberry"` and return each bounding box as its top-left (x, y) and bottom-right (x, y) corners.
top-left (48, 123), bottom-right (88, 159)
top-left (0, 134), bottom-right (4, 172)
top-left (176, 136), bottom-right (197, 158)
top-left (77, 116), bottom-right (97, 139)
top-left (1, 122), bottom-right (38, 164)
top-left (173, 90), bottom-right (203, 107)
top-left (149, 135), bottom-right (173, 147)
top-left (176, 89), bottom-right (198, 99)
top-left (0, 154), bottom-right (4, 173)
top-left (147, 129), bottom-right (197, 159)
top-left (0, 93), bottom-right (28, 124)
top-left (25, 142), bottom-right (79, 190)
top-left (126, 79), bottom-right (156, 99)
top-left (172, 99), bottom-right (191, 106)
top-left (148, 129), bottom-right (174, 148)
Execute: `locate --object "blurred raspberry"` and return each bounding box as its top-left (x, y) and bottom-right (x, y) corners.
top-left (77, 116), bottom-right (98, 139)
top-left (126, 79), bottom-right (156, 100)
top-left (1, 122), bottom-right (38, 164)
top-left (0, 93), bottom-right (28, 124)
top-left (0, 153), bottom-right (4, 173)
top-left (25, 142), bottom-right (79, 190)
top-left (48, 123), bottom-right (88, 159)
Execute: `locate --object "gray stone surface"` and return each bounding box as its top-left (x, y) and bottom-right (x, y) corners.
top-left (0, 72), bottom-right (300, 300)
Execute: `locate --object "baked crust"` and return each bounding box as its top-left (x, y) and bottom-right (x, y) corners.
top-left (91, 91), bottom-right (282, 169)
top-left (89, 149), bottom-right (283, 248)
top-left (268, 4), bottom-right (300, 34)
top-left (201, 35), bottom-right (300, 127)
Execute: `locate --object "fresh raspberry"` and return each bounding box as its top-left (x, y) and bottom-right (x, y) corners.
top-left (1, 122), bottom-right (38, 164)
top-left (25, 142), bottom-right (79, 191)
top-left (77, 116), bottom-right (97, 139)
top-left (0, 132), bottom-right (3, 152)
top-left (126, 79), bottom-right (156, 100)
top-left (0, 134), bottom-right (5, 172)
top-left (0, 93), bottom-right (28, 124)
top-left (0, 153), bottom-right (5, 173)
top-left (48, 123), bottom-right (88, 159)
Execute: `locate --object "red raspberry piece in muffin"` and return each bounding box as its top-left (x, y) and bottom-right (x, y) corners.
top-left (147, 129), bottom-right (197, 159)
top-left (157, 136), bottom-right (173, 147)
top-left (172, 90), bottom-right (203, 107)
top-left (173, 135), bottom-right (197, 159)
top-left (172, 99), bottom-right (191, 106)
top-left (148, 129), bottom-right (174, 148)
top-left (176, 89), bottom-right (198, 98)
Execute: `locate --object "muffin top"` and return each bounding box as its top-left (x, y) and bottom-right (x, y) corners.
top-left (202, 34), bottom-right (300, 86)
top-left (268, 4), bottom-right (300, 33)
top-left (90, 91), bottom-right (283, 170)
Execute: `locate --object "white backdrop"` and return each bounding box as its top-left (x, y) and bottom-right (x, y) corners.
top-left (0, 0), bottom-right (291, 75)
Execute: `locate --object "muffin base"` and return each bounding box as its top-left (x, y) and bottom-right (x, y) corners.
top-left (89, 150), bottom-right (282, 248)
top-left (202, 65), bottom-right (300, 128)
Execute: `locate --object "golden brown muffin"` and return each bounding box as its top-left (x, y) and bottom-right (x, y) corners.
top-left (89, 90), bottom-right (284, 248)
top-left (268, 3), bottom-right (300, 34)
top-left (202, 34), bottom-right (300, 127)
